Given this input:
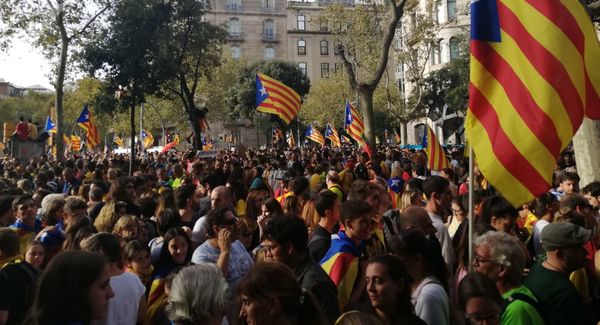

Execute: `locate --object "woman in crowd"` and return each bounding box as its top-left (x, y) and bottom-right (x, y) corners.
top-left (167, 264), bottom-right (228, 325)
top-left (395, 230), bottom-right (450, 325)
top-left (237, 263), bottom-right (326, 325)
top-left (25, 250), bottom-right (115, 325)
top-left (363, 255), bottom-right (426, 325)
top-left (457, 272), bottom-right (504, 325)
top-left (147, 227), bottom-right (192, 325)
top-left (112, 215), bottom-right (140, 244)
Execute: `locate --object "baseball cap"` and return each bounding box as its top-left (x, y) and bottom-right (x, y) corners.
top-left (541, 222), bottom-right (592, 251)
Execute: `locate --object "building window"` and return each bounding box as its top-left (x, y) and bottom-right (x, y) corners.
top-left (298, 62), bottom-right (307, 76)
top-left (449, 37), bottom-right (460, 60)
top-left (447, 0), bottom-right (457, 20)
top-left (297, 15), bottom-right (306, 31)
top-left (298, 39), bottom-right (306, 55)
top-left (264, 0), bottom-right (272, 8)
top-left (320, 20), bottom-right (328, 32)
top-left (321, 63), bottom-right (330, 78)
top-left (335, 63), bottom-right (343, 73)
top-left (264, 20), bottom-right (274, 37)
top-left (229, 18), bottom-right (241, 37)
top-left (430, 40), bottom-right (441, 65)
top-left (226, 0), bottom-right (241, 11)
top-left (265, 47), bottom-right (275, 59)
top-left (334, 41), bottom-right (342, 55)
top-left (231, 46), bottom-right (241, 59)
top-left (320, 40), bottom-right (329, 55)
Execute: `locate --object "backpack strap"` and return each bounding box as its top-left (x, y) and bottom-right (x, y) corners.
top-left (503, 292), bottom-right (544, 321)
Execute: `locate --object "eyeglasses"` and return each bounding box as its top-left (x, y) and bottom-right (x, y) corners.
top-left (473, 255), bottom-right (498, 266)
top-left (465, 312), bottom-right (501, 324)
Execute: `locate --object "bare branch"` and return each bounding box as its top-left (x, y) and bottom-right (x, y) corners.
top-left (71, 1), bottom-right (112, 40)
top-left (336, 44), bottom-right (358, 90)
top-left (364, 0), bottom-right (407, 89)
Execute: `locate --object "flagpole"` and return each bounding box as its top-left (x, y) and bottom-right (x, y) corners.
top-left (140, 103), bottom-right (144, 153)
top-left (296, 116), bottom-right (300, 148)
top-left (468, 142), bottom-right (474, 272)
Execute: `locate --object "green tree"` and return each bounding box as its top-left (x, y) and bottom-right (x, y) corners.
top-left (227, 60), bottom-right (310, 123)
top-left (156, 0), bottom-right (226, 150)
top-left (1, 0), bottom-right (112, 159)
top-left (300, 72), bottom-right (351, 129)
top-left (83, 0), bottom-right (174, 172)
top-left (323, 0), bottom-right (408, 147)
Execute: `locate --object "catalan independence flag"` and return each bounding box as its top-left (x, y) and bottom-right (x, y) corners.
top-left (256, 74), bottom-right (302, 124)
top-left (142, 129), bottom-right (154, 149)
top-left (320, 231), bottom-right (363, 310)
top-left (467, 0), bottom-right (600, 207)
top-left (145, 267), bottom-right (172, 325)
top-left (70, 135), bottom-right (82, 152)
top-left (44, 116), bottom-right (57, 133)
top-left (305, 125), bottom-right (325, 146)
top-left (344, 101), bottom-right (366, 146)
top-left (324, 123), bottom-right (341, 148)
top-left (77, 105), bottom-right (100, 149)
top-left (423, 124), bottom-right (449, 172)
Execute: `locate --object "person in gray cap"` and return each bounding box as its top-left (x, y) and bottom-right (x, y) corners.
top-left (524, 222), bottom-right (593, 325)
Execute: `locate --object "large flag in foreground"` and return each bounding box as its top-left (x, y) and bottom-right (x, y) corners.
top-left (423, 124), bottom-right (449, 172)
top-left (77, 105), bottom-right (100, 149)
top-left (305, 125), bottom-right (325, 146)
top-left (256, 73), bottom-right (302, 124)
top-left (324, 123), bottom-right (341, 148)
top-left (344, 101), bottom-right (366, 146)
top-left (466, 0), bottom-right (600, 206)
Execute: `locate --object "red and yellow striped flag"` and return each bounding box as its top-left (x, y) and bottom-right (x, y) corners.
top-left (256, 73), bottom-right (302, 124)
top-left (324, 123), bottom-right (341, 148)
top-left (423, 124), bottom-right (449, 172)
top-left (467, 0), bottom-right (600, 206)
top-left (70, 135), bottom-right (82, 151)
top-left (305, 125), bottom-right (325, 146)
top-left (344, 100), bottom-right (366, 146)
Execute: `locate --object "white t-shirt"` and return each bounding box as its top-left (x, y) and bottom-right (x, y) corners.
top-left (412, 276), bottom-right (450, 325)
top-left (428, 212), bottom-right (455, 274)
top-left (93, 271), bottom-right (145, 325)
top-left (191, 216), bottom-right (207, 244)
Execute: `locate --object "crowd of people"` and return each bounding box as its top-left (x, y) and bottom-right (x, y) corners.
top-left (0, 144), bottom-right (598, 325)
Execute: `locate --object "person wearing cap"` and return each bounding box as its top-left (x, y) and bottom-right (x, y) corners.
top-left (524, 222), bottom-right (593, 325)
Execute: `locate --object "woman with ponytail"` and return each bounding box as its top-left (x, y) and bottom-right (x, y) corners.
top-left (237, 262), bottom-right (326, 325)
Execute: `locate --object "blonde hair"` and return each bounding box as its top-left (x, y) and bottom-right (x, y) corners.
top-left (390, 162), bottom-right (403, 179)
top-left (112, 215), bottom-right (139, 238)
top-left (94, 201), bottom-right (120, 232)
top-left (335, 311), bottom-right (383, 325)
top-left (399, 189), bottom-right (421, 212)
top-left (300, 199), bottom-right (320, 232)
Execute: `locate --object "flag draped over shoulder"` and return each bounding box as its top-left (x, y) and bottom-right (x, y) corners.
top-left (320, 231), bottom-right (362, 310)
top-left (77, 105), bottom-right (100, 149)
top-left (325, 123), bottom-right (341, 148)
top-left (44, 116), bottom-right (56, 133)
top-left (466, 0), bottom-right (600, 206)
top-left (344, 101), bottom-right (366, 146)
top-left (256, 73), bottom-right (302, 124)
top-left (305, 125), bottom-right (325, 146)
top-left (423, 124), bottom-right (449, 172)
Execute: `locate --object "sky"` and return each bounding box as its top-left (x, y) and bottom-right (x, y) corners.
top-left (0, 40), bottom-right (53, 89)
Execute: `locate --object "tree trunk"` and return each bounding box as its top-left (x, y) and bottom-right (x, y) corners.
top-left (359, 87), bottom-right (376, 148)
top-left (55, 27), bottom-right (69, 161)
top-left (400, 121), bottom-right (407, 146)
top-left (189, 112), bottom-right (202, 152)
top-left (129, 103), bottom-right (136, 176)
top-left (573, 118), bottom-right (600, 188)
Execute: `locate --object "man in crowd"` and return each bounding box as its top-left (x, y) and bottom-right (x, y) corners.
top-left (308, 190), bottom-right (340, 262)
top-left (263, 216), bottom-right (340, 323)
top-left (423, 176), bottom-right (455, 273)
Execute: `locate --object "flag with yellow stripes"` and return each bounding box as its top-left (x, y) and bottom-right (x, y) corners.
top-left (256, 74), bottom-right (302, 124)
top-left (305, 125), bottom-right (325, 146)
top-left (467, 0), bottom-right (600, 206)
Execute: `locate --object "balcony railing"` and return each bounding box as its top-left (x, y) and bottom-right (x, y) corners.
top-left (226, 32), bottom-right (244, 40)
top-left (224, 3), bottom-right (242, 12)
top-left (262, 33), bottom-right (278, 42)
